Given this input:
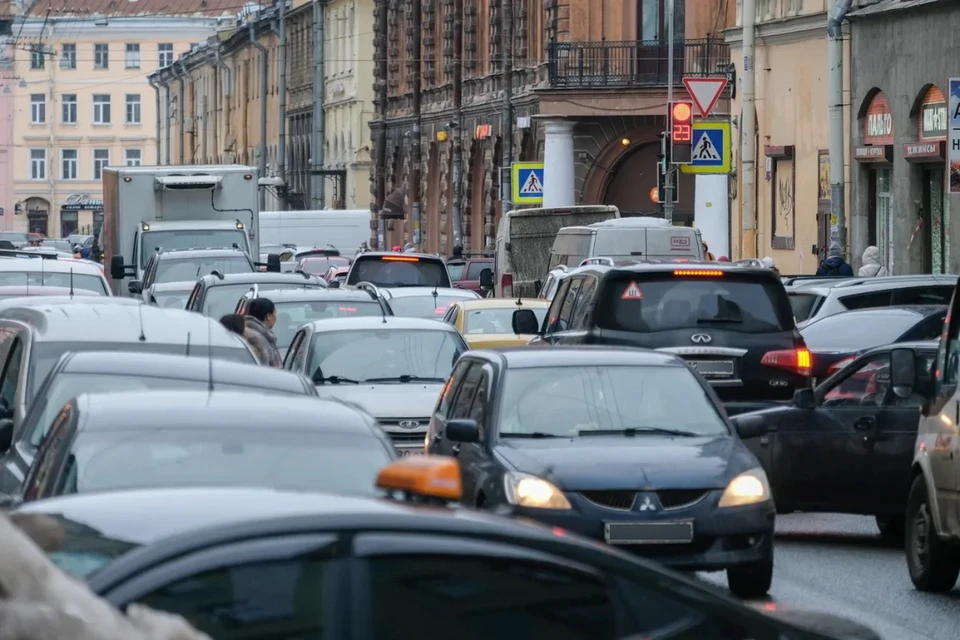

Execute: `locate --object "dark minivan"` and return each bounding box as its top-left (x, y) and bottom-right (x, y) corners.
top-left (517, 262), bottom-right (810, 415)
top-left (345, 252), bottom-right (451, 288)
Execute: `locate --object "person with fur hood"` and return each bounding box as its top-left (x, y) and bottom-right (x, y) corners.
top-left (243, 298), bottom-right (283, 367)
top-left (858, 245), bottom-right (888, 277)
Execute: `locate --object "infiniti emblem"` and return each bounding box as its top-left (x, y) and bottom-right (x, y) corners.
top-left (639, 496), bottom-right (657, 511)
top-left (690, 333), bottom-right (712, 344)
top-left (398, 420), bottom-right (420, 429)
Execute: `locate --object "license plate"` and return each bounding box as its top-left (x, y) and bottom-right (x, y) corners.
top-left (397, 448), bottom-right (421, 458)
top-left (687, 360), bottom-right (735, 378)
top-left (604, 521), bottom-right (694, 545)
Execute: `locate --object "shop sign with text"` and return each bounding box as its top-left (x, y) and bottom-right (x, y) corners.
top-left (61, 194), bottom-right (103, 211)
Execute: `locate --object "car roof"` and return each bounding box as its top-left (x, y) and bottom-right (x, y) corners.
top-left (380, 287), bottom-right (479, 299)
top-left (155, 248), bottom-right (250, 259)
top-left (73, 390), bottom-right (373, 433)
top-left (253, 288), bottom-right (377, 303)
top-left (306, 315), bottom-right (461, 332)
top-left (0, 258), bottom-right (104, 275)
top-left (58, 351), bottom-right (308, 389)
top-left (0, 304), bottom-right (247, 346)
top-left (0, 286), bottom-right (99, 297)
top-left (355, 251), bottom-right (446, 263)
top-left (603, 261), bottom-right (775, 278)
top-left (472, 345), bottom-right (685, 368)
top-left (453, 298), bottom-right (550, 310)
top-left (144, 220), bottom-right (244, 231)
top-left (808, 305), bottom-right (946, 321)
top-left (198, 272), bottom-right (322, 286)
top-left (0, 297), bottom-right (137, 313)
top-left (789, 274), bottom-right (957, 293)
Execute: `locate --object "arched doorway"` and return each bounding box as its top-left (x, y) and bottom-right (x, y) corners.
top-left (602, 143), bottom-right (695, 225)
top-left (24, 197), bottom-right (50, 236)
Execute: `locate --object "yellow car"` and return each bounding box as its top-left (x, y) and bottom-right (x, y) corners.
top-left (441, 298), bottom-right (550, 348)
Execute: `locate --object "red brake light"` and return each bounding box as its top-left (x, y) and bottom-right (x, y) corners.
top-left (381, 256), bottom-right (420, 262)
top-left (827, 356), bottom-right (856, 376)
top-left (434, 307), bottom-right (447, 314)
top-left (338, 306), bottom-right (357, 312)
top-left (501, 274), bottom-right (512, 289)
top-left (674, 269), bottom-right (723, 276)
top-left (761, 348), bottom-right (812, 376)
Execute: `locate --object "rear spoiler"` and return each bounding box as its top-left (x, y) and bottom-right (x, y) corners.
top-left (0, 249), bottom-right (58, 260)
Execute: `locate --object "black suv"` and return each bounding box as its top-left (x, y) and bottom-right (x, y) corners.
top-left (345, 252), bottom-right (451, 288)
top-left (518, 262), bottom-right (810, 415)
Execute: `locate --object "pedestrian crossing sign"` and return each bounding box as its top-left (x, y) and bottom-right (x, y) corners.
top-left (512, 162), bottom-right (545, 204)
top-left (680, 122), bottom-right (732, 175)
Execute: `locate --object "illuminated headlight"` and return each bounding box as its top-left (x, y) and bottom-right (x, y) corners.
top-left (718, 468), bottom-right (771, 508)
top-left (503, 472), bottom-right (571, 510)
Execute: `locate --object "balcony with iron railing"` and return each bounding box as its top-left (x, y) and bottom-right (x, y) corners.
top-left (547, 38), bottom-right (731, 89)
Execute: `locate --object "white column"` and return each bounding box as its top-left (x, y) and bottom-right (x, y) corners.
top-left (694, 175), bottom-right (730, 258)
top-left (542, 120), bottom-right (575, 208)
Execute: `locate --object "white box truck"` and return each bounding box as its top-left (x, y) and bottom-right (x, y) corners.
top-left (259, 209), bottom-right (370, 256)
top-left (103, 165), bottom-right (266, 295)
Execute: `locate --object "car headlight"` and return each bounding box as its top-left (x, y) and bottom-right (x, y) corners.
top-left (718, 468), bottom-right (771, 508)
top-left (503, 472), bottom-right (572, 510)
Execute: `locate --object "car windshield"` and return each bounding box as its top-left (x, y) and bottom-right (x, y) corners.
top-left (0, 232), bottom-right (28, 243)
top-left (464, 307), bottom-right (548, 334)
top-left (447, 263), bottom-right (466, 281)
top-left (27, 342), bottom-right (255, 402)
top-left (387, 294), bottom-right (476, 319)
top-left (347, 256), bottom-right (451, 287)
top-left (596, 274), bottom-right (791, 334)
top-left (28, 373), bottom-right (306, 448)
top-left (272, 299), bottom-right (384, 350)
top-left (788, 292), bottom-right (824, 322)
top-left (800, 313), bottom-right (940, 352)
top-left (140, 230), bottom-right (249, 268)
top-left (298, 256), bottom-right (350, 274)
top-left (0, 271), bottom-right (107, 295)
top-left (151, 290), bottom-right (191, 309)
top-left (308, 329), bottom-right (465, 383)
top-left (63, 430), bottom-right (393, 498)
top-left (499, 366), bottom-right (728, 437)
top-left (155, 256), bottom-right (253, 284)
top-left (202, 282), bottom-right (322, 318)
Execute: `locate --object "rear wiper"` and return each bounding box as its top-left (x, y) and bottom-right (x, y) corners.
top-left (578, 427), bottom-right (699, 437)
top-left (363, 375), bottom-right (446, 383)
top-left (313, 375), bottom-right (360, 385)
top-left (696, 317), bottom-right (743, 324)
top-left (500, 432), bottom-right (562, 438)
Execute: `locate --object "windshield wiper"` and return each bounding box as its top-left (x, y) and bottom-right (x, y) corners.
top-left (500, 432), bottom-right (562, 438)
top-left (696, 317), bottom-right (743, 324)
top-left (578, 427), bottom-right (699, 437)
top-left (363, 375), bottom-right (446, 383)
top-left (313, 375), bottom-right (360, 385)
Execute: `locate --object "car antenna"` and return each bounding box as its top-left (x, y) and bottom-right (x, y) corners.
top-left (24, 271), bottom-right (28, 295)
top-left (69, 268), bottom-right (74, 298)
top-left (137, 301), bottom-right (147, 342)
top-left (185, 332), bottom-right (191, 356)
top-left (206, 319), bottom-right (214, 395)
top-left (40, 254), bottom-right (45, 286)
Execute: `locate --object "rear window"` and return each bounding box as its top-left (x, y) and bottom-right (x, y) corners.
top-left (596, 274), bottom-right (791, 334)
top-left (465, 261), bottom-right (493, 280)
top-left (800, 312), bottom-right (941, 352)
top-left (347, 255), bottom-right (451, 287)
top-left (789, 292), bottom-right (825, 321)
top-left (447, 263), bottom-right (466, 281)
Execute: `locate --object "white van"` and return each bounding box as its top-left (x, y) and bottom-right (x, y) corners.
top-left (260, 209), bottom-right (370, 254)
top-left (547, 217), bottom-right (703, 270)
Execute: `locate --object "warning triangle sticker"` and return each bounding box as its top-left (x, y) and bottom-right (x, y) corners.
top-left (621, 281), bottom-right (643, 300)
top-left (692, 132), bottom-right (722, 161)
top-left (519, 171), bottom-right (543, 194)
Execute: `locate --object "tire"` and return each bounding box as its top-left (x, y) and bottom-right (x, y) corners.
top-left (905, 475), bottom-right (960, 592)
top-left (727, 560), bottom-right (773, 599)
top-left (876, 516), bottom-right (906, 547)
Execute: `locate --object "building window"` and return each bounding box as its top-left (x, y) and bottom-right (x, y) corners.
top-left (60, 211), bottom-right (79, 238)
top-left (93, 149), bottom-right (110, 180)
top-left (29, 149), bottom-right (46, 180)
top-left (29, 44), bottom-right (44, 70)
top-left (92, 94), bottom-right (111, 124)
top-left (756, 0), bottom-right (772, 21)
top-left (125, 94), bottom-right (141, 124)
top-left (125, 149), bottom-right (142, 166)
top-left (30, 94), bottom-right (45, 124)
top-left (158, 43), bottom-right (173, 68)
top-left (125, 43), bottom-right (140, 69)
top-left (94, 43), bottom-right (109, 69)
top-left (61, 149), bottom-right (78, 180)
top-left (784, 0), bottom-right (802, 14)
top-left (60, 44), bottom-right (76, 69)
top-left (62, 94), bottom-right (77, 124)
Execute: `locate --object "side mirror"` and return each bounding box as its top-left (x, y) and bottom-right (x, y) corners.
top-left (266, 253), bottom-right (281, 273)
top-left (446, 418), bottom-right (480, 443)
top-left (793, 388), bottom-right (816, 409)
top-left (478, 268), bottom-right (494, 290)
top-left (109, 255), bottom-right (126, 280)
top-left (0, 418), bottom-right (13, 453)
top-left (127, 280), bottom-right (143, 295)
top-left (512, 308), bottom-right (540, 335)
top-left (732, 414), bottom-right (768, 439)
top-left (328, 280), bottom-right (341, 289)
top-left (891, 348), bottom-right (917, 399)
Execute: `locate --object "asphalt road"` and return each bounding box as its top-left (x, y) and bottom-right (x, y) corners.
top-left (699, 514), bottom-right (960, 639)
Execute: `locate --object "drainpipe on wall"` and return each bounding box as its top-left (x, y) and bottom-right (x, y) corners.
top-left (828, 0), bottom-right (853, 254)
top-left (311, 0), bottom-right (325, 207)
top-left (411, 0), bottom-right (422, 247)
top-left (148, 77), bottom-right (162, 164)
top-left (178, 60), bottom-right (194, 164)
top-left (249, 20), bottom-right (269, 212)
top-left (450, 0), bottom-right (463, 250)
top-left (274, 0), bottom-right (288, 211)
top-left (739, 0), bottom-right (756, 258)
top-left (212, 48), bottom-right (232, 162)
top-left (170, 64), bottom-right (185, 165)
top-left (498, 0), bottom-right (513, 251)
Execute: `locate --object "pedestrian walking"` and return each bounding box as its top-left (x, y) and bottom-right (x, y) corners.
top-left (761, 256), bottom-right (780, 276)
top-left (815, 242), bottom-right (854, 276)
top-left (702, 241), bottom-right (716, 261)
top-left (857, 245), bottom-right (888, 277)
top-left (243, 298), bottom-right (283, 367)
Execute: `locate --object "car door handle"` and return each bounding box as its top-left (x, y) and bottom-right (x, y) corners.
top-left (853, 417), bottom-right (875, 431)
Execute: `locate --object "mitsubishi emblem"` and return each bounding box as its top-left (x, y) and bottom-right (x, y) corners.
top-left (639, 496), bottom-right (657, 511)
top-left (690, 333), bottom-right (712, 344)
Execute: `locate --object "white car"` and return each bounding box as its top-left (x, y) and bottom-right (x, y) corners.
top-left (378, 285), bottom-right (480, 319)
top-left (0, 254), bottom-right (110, 296)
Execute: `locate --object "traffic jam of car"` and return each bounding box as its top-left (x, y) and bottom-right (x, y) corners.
top-left (4, 188), bottom-right (960, 638)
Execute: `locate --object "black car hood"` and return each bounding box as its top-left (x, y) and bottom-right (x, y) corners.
top-left (749, 603), bottom-right (882, 639)
top-left (495, 435), bottom-right (755, 490)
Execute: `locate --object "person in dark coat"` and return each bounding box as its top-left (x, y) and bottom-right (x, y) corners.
top-left (816, 242), bottom-right (854, 276)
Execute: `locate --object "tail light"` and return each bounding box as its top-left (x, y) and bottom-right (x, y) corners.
top-left (761, 348), bottom-right (812, 376)
top-left (826, 355), bottom-right (856, 377)
top-left (501, 273), bottom-right (512, 295)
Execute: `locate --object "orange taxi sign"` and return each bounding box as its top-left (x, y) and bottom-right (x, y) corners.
top-left (376, 455), bottom-right (462, 501)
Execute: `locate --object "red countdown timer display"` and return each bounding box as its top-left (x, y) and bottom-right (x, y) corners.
top-left (671, 101), bottom-right (693, 143)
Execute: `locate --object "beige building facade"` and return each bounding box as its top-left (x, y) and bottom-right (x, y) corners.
top-left (9, 0), bottom-right (231, 237)
top-left (725, 0), bottom-right (851, 272)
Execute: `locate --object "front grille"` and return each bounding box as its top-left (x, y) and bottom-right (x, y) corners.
top-left (387, 432), bottom-right (425, 445)
top-left (656, 489), bottom-right (709, 510)
top-left (580, 491), bottom-right (637, 511)
top-left (378, 418), bottom-right (429, 429)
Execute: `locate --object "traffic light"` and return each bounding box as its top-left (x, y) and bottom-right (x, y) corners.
top-left (670, 101), bottom-right (693, 165)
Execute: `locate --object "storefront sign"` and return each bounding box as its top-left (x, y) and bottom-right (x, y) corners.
top-left (854, 145), bottom-right (892, 163)
top-left (863, 91), bottom-right (894, 146)
top-left (950, 79), bottom-right (960, 194)
top-left (61, 194), bottom-right (103, 211)
top-left (922, 104), bottom-right (947, 139)
top-left (902, 141), bottom-right (945, 162)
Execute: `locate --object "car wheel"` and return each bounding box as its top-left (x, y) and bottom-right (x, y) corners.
top-left (906, 475), bottom-right (960, 592)
top-left (727, 560), bottom-right (773, 599)
top-left (876, 515), bottom-right (906, 547)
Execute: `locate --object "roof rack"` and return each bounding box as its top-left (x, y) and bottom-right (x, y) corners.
top-left (733, 258), bottom-right (763, 267)
top-left (579, 257), bottom-right (614, 267)
top-left (209, 269), bottom-right (225, 280)
top-left (356, 281), bottom-right (383, 299)
top-left (0, 249), bottom-right (57, 260)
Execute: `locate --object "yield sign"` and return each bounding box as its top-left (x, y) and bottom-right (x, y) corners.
top-left (682, 77), bottom-right (728, 117)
